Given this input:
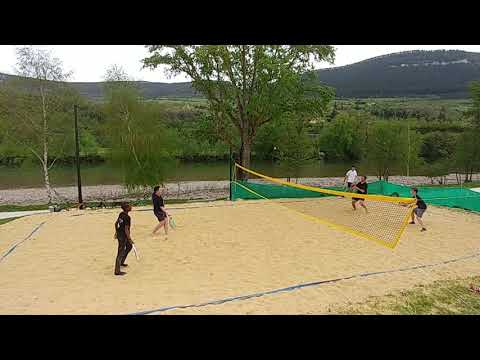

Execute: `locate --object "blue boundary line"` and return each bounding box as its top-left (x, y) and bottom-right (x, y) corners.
top-left (0, 222), bottom-right (47, 263)
top-left (128, 251), bottom-right (480, 315)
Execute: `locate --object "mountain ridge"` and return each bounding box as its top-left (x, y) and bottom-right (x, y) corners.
top-left (2, 50), bottom-right (480, 99)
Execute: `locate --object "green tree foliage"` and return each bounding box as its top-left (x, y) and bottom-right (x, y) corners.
top-left (420, 160), bottom-right (452, 184)
top-left (451, 82), bottom-right (480, 182)
top-left (420, 131), bottom-right (457, 163)
top-left (0, 46), bottom-right (77, 203)
top-left (277, 117), bottom-right (314, 182)
top-left (318, 112), bottom-right (366, 161)
top-left (452, 132), bottom-right (480, 182)
top-left (469, 81), bottom-right (480, 128)
top-left (366, 122), bottom-right (406, 181)
top-left (398, 121), bottom-right (424, 177)
top-left (143, 45), bottom-right (335, 177)
top-left (103, 65), bottom-right (178, 190)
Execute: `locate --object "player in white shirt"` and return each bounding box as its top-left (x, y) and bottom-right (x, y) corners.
top-left (344, 166), bottom-right (357, 190)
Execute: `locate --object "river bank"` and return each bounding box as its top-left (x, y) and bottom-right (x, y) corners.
top-left (1, 174), bottom-right (477, 205)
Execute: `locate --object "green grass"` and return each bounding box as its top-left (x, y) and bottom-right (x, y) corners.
top-left (337, 277), bottom-right (480, 315)
top-left (0, 204), bottom-right (50, 212)
top-left (0, 217), bottom-right (20, 226)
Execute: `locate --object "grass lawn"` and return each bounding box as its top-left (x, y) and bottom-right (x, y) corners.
top-left (0, 217), bottom-right (20, 226)
top-left (338, 276), bottom-right (480, 315)
top-left (0, 204), bottom-right (50, 212)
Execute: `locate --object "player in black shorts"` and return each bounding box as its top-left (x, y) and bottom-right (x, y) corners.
top-left (410, 188), bottom-right (427, 232)
top-left (152, 185), bottom-right (169, 239)
top-left (114, 202), bottom-right (134, 276)
top-left (351, 176), bottom-right (368, 213)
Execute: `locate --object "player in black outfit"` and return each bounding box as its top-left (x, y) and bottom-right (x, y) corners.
top-left (114, 203), bottom-right (134, 276)
top-left (351, 176), bottom-right (368, 213)
top-left (152, 185), bottom-right (169, 239)
top-left (410, 188), bottom-right (427, 231)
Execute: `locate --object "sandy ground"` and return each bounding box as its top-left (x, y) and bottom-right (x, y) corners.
top-left (0, 199), bottom-right (479, 315)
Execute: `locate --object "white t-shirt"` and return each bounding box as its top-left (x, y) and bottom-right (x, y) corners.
top-left (346, 169), bottom-right (357, 183)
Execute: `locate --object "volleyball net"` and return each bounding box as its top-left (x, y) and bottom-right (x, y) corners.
top-left (231, 163), bottom-right (416, 249)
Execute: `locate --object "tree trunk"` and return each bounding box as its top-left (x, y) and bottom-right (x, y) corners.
top-left (41, 86), bottom-right (53, 204)
top-left (43, 160), bottom-right (54, 204)
top-left (237, 137), bottom-right (252, 180)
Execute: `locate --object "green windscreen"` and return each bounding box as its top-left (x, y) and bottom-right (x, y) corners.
top-left (232, 177), bottom-right (480, 213)
top-left (367, 181), bottom-right (480, 213)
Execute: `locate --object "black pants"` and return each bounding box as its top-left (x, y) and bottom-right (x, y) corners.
top-left (115, 234), bottom-right (132, 274)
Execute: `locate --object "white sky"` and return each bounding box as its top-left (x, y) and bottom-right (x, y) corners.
top-left (1, 45), bottom-right (480, 83)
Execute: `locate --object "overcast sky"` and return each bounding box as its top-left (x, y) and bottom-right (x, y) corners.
top-left (1, 45), bottom-right (480, 83)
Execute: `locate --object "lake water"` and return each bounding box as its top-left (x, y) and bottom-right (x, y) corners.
top-left (0, 160), bottom-right (406, 190)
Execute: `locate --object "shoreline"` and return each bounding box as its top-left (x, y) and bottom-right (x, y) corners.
top-left (0, 174), bottom-right (476, 205)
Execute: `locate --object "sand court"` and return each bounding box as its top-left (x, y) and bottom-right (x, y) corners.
top-left (0, 199), bottom-right (479, 315)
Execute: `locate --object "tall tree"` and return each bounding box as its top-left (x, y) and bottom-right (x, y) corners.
top-left (318, 112), bottom-right (365, 161)
top-left (0, 46), bottom-right (75, 203)
top-left (103, 65), bottom-right (178, 190)
top-left (277, 116), bottom-right (314, 182)
top-left (366, 122), bottom-right (405, 181)
top-left (453, 81), bottom-right (480, 182)
top-left (469, 81), bottom-right (480, 128)
top-left (143, 45), bottom-right (335, 177)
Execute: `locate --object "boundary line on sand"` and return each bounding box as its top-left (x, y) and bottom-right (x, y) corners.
top-left (128, 251), bottom-right (480, 315)
top-left (0, 222), bottom-right (47, 263)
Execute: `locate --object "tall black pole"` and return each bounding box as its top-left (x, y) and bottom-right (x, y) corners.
top-left (74, 105), bottom-right (83, 207)
top-left (229, 146), bottom-right (233, 201)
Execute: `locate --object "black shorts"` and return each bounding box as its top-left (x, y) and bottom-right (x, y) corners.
top-left (347, 182), bottom-right (353, 188)
top-left (154, 211), bottom-right (166, 221)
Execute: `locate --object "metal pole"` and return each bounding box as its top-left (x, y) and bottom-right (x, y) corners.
top-left (407, 119), bottom-right (410, 178)
top-left (229, 146), bottom-right (233, 201)
top-left (74, 105), bottom-right (83, 207)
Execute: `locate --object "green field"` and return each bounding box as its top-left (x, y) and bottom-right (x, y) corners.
top-left (338, 276), bottom-right (480, 315)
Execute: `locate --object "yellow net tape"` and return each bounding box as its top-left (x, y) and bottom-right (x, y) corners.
top-left (233, 163), bottom-right (416, 249)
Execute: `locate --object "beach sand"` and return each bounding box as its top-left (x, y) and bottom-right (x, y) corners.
top-left (0, 199), bottom-right (479, 315)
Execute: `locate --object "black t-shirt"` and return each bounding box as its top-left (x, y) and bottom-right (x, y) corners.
top-left (115, 212), bottom-right (131, 237)
top-left (152, 193), bottom-right (165, 214)
top-left (415, 195), bottom-right (427, 209)
top-left (355, 181), bottom-right (368, 194)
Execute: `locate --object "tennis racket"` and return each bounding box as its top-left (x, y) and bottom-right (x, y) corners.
top-left (132, 244), bottom-right (140, 261)
top-left (169, 215), bottom-right (176, 229)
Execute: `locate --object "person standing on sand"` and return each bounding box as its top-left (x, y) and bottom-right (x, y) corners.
top-left (410, 187), bottom-right (427, 232)
top-left (344, 165), bottom-right (358, 191)
top-left (114, 203), bottom-right (134, 276)
top-left (152, 185), bottom-right (169, 239)
top-left (351, 176), bottom-right (368, 213)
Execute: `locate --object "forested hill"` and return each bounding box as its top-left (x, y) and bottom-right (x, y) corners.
top-left (2, 50), bottom-right (480, 99)
top-left (315, 50), bottom-right (480, 98)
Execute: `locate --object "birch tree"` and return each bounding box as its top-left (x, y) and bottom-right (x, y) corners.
top-left (0, 46), bottom-right (75, 203)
